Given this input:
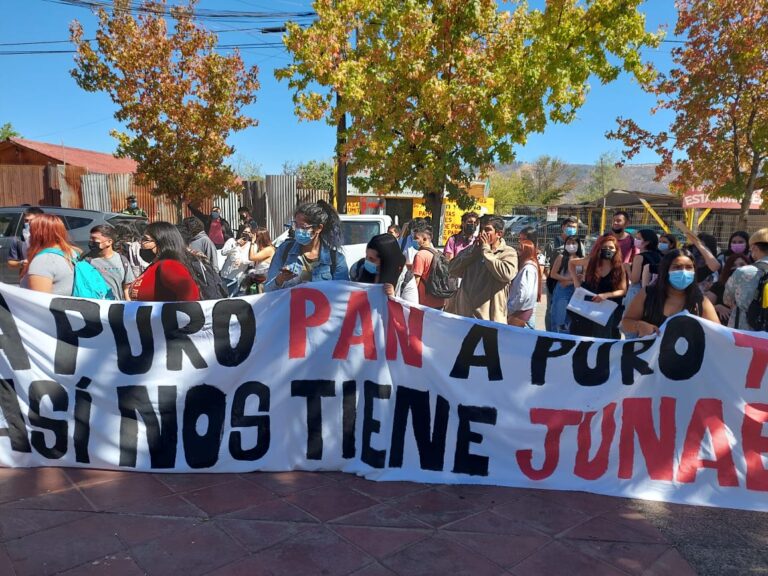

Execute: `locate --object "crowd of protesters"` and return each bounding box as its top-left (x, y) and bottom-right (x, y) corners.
top-left (11, 201), bottom-right (768, 336)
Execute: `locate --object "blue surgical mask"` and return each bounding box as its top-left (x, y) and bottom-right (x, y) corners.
top-left (658, 242), bottom-right (669, 252)
top-left (294, 228), bottom-right (313, 246)
top-left (669, 270), bottom-right (695, 290)
top-left (564, 227), bottom-right (577, 237)
top-left (363, 260), bottom-right (379, 274)
top-left (211, 211), bottom-right (221, 220)
top-left (23, 223), bottom-right (30, 232)
top-left (129, 201), bottom-right (138, 209)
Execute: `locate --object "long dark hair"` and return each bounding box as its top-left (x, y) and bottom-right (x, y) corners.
top-left (558, 236), bottom-right (585, 275)
top-left (722, 230), bottom-right (750, 257)
top-left (650, 248), bottom-right (704, 318)
top-left (295, 200), bottom-right (343, 249)
top-left (356, 233), bottom-right (405, 286)
top-left (144, 221), bottom-right (197, 273)
top-left (637, 228), bottom-right (659, 251)
top-left (586, 234), bottom-right (624, 289)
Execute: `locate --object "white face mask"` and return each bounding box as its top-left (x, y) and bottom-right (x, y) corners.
top-left (565, 243), bottom-right (578, 254)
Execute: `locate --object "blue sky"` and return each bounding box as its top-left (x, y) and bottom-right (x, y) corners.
top-left (1, 0), bottom-right (681, 174)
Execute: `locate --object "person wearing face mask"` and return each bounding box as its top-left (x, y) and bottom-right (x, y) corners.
top-left (717, 230), bottom-right (750, 266)
top-left (128, 222), bottom-right (200, 301)
top-left (448, 215), bottom-right (518, 323)
top-left (624, 229), bottom-right (661, 310)
top-left (187, 203), bottom-right (233, 249)
top-left (543, 216), bottom-right (579, 330)
top-left (399, 218), bottom-right (428, 270)
top-left (548, 235), bottom-right (584, 333)
top-left (121, 195), bottom-right (148, 217)
top-left (657, 234), bottom-right (678, 256)
top-left (610, 210), bottom-right (636, 264)
top-left (444, 212), bottom-right (479, 261)
top-left (86, 225), bottom-right (135, 300)
top-left (235, 206), bottom-right (258, 240)
top-left (350, 233), bottom-right (417, 303)
top-left (8, 206), bottom-right (44, 274)
top-left (265, 200), bottom-right (349, 291)
top-left (567, 234), bottom-right (627, 338)
top-left (621, 248), bottom-right (719, 337)
top-left (725, 228), bottom-right (768, 331)
top-left (706, 253), bottom-right (750, 324)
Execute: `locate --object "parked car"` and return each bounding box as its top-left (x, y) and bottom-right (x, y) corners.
top-left (506, 215), bottom-right (541, 236)
top-left (0, 206), bottom-right (147, 284)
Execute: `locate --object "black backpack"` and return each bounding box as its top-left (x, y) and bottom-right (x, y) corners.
top-left (745, 266), bottom-right (768, 330)
top-left (419, 247), bottom-right (458, 299)
top-left (189, 254), bottom-right (228, 300)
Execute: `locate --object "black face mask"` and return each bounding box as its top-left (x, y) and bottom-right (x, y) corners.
top-left (600, 248), bottom-right (616, 260)
top-left (139, 248), bottom-right (156, 263)
top-left (464, 223), bottom-right (476, 234)
top-left (88, 242), bottom-right (102, 252)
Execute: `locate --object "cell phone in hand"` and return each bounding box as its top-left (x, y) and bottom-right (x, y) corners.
top-left (575, 265), bottom-right (584, 274)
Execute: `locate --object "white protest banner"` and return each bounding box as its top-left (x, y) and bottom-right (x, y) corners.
top-left (0, 282), bottom-right (767, 512)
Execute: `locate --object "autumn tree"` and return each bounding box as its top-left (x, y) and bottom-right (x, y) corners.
top-left (609, 0), bottom-right (768, 227)
top-left (577, 152), bottom-right (626, 203)
top-left (276, 0), bottom-right (659, 237)
top-left (0, 123), bottom-right (20, 140)
top-left (70, 0), bottom-right (260, 212)
top-left (520, 156), bottom-right (579, 205)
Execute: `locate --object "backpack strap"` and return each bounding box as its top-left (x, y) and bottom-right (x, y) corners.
top-left (331, 246), bottom-right (337, 277)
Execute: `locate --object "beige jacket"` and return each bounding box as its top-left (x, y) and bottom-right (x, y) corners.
top-left (448, 240), bottom-right (518, 323)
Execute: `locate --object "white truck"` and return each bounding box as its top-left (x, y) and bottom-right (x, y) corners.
top-left (273, 214), bottom-right (393, 267)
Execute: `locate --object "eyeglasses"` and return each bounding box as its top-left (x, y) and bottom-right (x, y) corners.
top-left (290, 221), bottom-right (313, 231)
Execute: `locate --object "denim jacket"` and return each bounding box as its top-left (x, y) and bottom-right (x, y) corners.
top-left (264, 240), bottom-right (349, 292)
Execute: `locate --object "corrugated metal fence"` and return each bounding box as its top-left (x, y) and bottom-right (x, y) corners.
top-left (3, 165), bottom-right (329, 236)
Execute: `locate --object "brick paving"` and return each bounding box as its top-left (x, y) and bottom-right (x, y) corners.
top-left (0, 467), bottom-right (699, 576)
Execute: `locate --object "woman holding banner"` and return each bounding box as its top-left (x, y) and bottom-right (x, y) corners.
top-left (349, 233), bottom-right (418, 303)
top-left (620, 248), bottom-right (719, 337)
top-left (265, 200), bottom-right (349, 291)
top-left (128, 222), bottom-right (200, 302)
top-left (567, 234), bottom-right (627, 338)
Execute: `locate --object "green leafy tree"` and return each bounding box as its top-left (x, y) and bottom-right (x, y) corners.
top-left (276, 0), bottom-right (660, 237)
top-left (283, 160), bottom-right (334, 190)
top-left (230, 154), bottom-right (264, 182)
top-left (608, 0), bottom-right (768, 227)
top-left (0, 123), bottom-right (20, 140)
top-left (489, 170), bottom-right (527, 213)
top-left (70, 0), bottom-right (260, 213)
top-left (577, 152), bottom-right (626, 203)
top-left (521, 156), bottom-right (579, 205)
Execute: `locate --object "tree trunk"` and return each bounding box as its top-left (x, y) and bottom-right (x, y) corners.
top-left (174, 198), bottom-right (183, 224)
top-left (738, 188), bottom-right (752, 230)
top-left (425, 191), bottom-right (444, 246)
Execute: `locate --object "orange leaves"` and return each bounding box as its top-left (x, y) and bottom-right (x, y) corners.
top-left (70, 0), bottom-right (259, 206)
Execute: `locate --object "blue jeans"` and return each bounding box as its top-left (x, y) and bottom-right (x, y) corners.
top-left (550, 283), bottom-right (575, 333)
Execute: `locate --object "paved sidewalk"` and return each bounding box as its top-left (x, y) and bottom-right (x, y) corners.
top-left (0, 467), bottom-right (701, 576)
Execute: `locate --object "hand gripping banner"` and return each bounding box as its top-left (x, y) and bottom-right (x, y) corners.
top-left (0, 282), bottom-right (766, 512)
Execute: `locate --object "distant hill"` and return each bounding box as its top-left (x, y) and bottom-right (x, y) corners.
top-left (494, 161), bottom-right (676, 204)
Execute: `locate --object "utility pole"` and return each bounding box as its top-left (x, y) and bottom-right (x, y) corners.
top-left (336, 93), bottom-right (347, 214)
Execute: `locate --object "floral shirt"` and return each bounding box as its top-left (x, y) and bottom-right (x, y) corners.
top-left (724, 258), bottom-right (768, 330)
